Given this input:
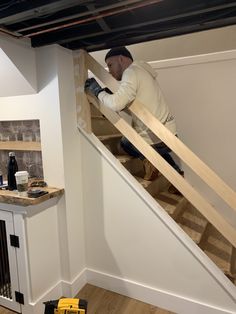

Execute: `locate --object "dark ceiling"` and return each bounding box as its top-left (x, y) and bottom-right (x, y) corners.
top-left (0, 0), bottom-right (236, 52)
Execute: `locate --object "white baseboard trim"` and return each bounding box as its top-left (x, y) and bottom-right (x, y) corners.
top-left (86, 268), bottom-right (236, 314)
top-left (23, 269), bottom-right (87, 314)
top-left (25, 281), bottom-right (63, 314)
top-left (62, 268), bottom-right (87, 297)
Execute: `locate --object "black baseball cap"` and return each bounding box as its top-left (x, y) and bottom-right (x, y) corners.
top-left (105, 47), bottom-right (133, 61)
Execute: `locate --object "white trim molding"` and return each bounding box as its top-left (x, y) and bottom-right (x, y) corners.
top-left (87, 268), bottom-right (236, 314)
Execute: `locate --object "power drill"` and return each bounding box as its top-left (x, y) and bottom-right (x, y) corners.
top-left (44, 298), bottom-right (87, 314)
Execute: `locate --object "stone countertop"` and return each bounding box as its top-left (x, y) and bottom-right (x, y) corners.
top-left (0, 187), bottom-right (64, 207)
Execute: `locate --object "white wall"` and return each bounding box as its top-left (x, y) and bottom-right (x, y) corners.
top-left (151, 51), bottom-right (236, 226)
top-left (55, 46), bottom-right (86, 283)
top-left (91, 24), bottom-right (236, 66)
top-left (81, 135), bottom-right (236, 314)
top-left (0, 43), bottom-right (85, 303)
top-left (0, 34), bottom-right (37, 96)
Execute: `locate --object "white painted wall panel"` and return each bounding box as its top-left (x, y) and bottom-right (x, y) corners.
top-left (0, 34), bottom-right (37, 96)
top-left (81, 135), bottom-right (236, 313)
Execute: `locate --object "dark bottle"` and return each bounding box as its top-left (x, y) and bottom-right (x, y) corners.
top-left (7, 152), bottom-right (18, 190)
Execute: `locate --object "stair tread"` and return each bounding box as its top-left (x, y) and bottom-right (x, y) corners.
top-left (202, 231), bottom-right (233, 275)
top-left (116, 155), bottom-right (134, 163)
top-left (178, 224), bottom-right (203, 243)
top-left (207, 236), bottom-right (232, 253)
top-left (204, 251), bottom-right (231, 274)
top-left (155, 192), bottom-right (184, 215)
top-left (182, 211), bottom-right (208, 227)
top-left (135, 176), bottom-right (153, 188)
top-left (97, 134), bottom-right (122, 141)
top-left (177, 204), bottom-right (208, 244)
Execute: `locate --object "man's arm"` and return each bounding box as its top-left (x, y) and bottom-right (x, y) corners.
top-left (98, 67), bottom-right (137, 112)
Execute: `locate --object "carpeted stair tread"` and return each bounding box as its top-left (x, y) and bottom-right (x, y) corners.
top-left (182, 211), bottom-right (208, 228)
top-left (178, 224), bottom-right (204, 244)
top-left (208, 236), bottom-right (232, 254)
top-left (116, 155), bottom-right (134, 164)
top-left (98, 134), bottom-right (122, 141)
top-left (155, 192), bottom-right (184, 216)
top-left (204, 251), bottom-right (231, 274)
top-left (203, 235), bottom-right (233, 274)
top-left (177, 205), bottom-right (208, 244)
top-left (135, 176), bottom-right (154, 189)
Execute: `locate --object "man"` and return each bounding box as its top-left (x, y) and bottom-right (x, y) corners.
top-left (85, 47), bottom-right (183, 186)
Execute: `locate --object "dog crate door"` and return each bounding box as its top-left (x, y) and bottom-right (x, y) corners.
top-left (0, 210), bottom-right (21, 312)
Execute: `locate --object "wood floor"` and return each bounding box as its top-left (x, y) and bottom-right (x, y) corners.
top-left (76, 284), bottom-right (174, 314)
top-left (0, 284), bottom-right (174, 314)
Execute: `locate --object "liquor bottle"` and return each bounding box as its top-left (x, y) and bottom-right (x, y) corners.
top-left (7, 152), bottom-right (18, 190)
top-left (0, 169), bottom-right (2, 185)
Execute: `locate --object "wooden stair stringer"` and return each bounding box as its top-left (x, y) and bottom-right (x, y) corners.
top-left (92, 115), bottom-right (119, 136)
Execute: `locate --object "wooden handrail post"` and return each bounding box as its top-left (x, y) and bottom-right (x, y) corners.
top-left (73, 49), bottom-right (92, 133)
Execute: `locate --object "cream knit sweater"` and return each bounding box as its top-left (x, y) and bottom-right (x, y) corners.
top-left (98, 61), bottom-right (177, 144)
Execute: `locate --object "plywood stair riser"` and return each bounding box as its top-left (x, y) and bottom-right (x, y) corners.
top-left (123, 158), bottom-right (149, 180)
top-left (92, 116), bottom-right (120, 136)
top-left (91, 115), bottom-right (236, 286)
top-left (98, 134), bottom-right (122, 155)
top-left (90, 103), bottom-right (104, 117)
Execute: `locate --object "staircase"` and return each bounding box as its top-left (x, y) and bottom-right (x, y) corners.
top-left (90, 103), bottom-right (236, 287)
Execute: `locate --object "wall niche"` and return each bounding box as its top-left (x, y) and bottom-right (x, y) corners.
top-left (0, 120), bottom-right (43, 180)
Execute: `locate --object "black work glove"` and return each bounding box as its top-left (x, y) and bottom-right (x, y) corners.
top-left (84, 78), bottom-right (103, 97)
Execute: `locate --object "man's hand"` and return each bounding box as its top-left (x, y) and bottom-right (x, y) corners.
top-left (84, 78), bottom-right (103, 97)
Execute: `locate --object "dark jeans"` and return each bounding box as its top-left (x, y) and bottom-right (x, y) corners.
top-left (120, 136), bottom-right (182, 173)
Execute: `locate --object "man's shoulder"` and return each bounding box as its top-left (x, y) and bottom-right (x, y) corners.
top-left (123, 61), bottom-right (143, 77)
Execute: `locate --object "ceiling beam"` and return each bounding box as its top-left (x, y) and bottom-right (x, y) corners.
top-left (64, 14), bottom-right (236, 51)
top-left (86, 3), bottom-right (111, 32)
top-left (31, 1), bottom-right (236, 47)
top-left (16, 0), bottom-right (144, 32)
top-left (1, 0), bottom-right (87, 25)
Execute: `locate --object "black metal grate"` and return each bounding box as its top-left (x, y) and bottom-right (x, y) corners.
top-left (0, 220), bottom-right (12, 299)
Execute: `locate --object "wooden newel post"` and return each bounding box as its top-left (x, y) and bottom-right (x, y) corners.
top-left (73, 49), bottom-right (92, 133)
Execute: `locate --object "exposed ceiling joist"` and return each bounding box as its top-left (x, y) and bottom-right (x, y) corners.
top-left (0, 0), bottom-right (85, 25)
top-left (0, 0), bottom-right (236, 51)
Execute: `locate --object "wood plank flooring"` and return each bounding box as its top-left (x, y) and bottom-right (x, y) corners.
top-left (0, 284), bottom-right (175, 314)
top-left (0, 306), bottom-right (16, 314)
top-left (76, 284), bottom-right (175, 314)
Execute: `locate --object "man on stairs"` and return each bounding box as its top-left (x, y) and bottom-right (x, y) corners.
top-left (85, 46), bottom-right (183, 192)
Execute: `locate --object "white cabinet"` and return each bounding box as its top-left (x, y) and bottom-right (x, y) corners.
top-left (0, 192), bottom-right (63, 314)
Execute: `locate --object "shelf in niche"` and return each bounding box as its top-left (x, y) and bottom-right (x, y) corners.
top-left (0, 141), bottom-right (41, 151)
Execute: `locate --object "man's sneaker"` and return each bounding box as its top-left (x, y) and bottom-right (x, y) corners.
top-left (143, 159), bottom-right (159, 181)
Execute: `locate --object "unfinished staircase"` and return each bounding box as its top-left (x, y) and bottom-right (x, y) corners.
top-left (90, 104), bottom-right (236, 287)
